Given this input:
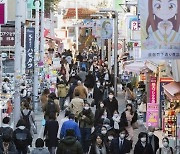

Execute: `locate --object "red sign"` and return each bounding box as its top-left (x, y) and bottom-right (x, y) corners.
top-left (131, 21), bottom-right (138, 30)
top-left (0, 4), bottom-right (5, 24)
top-left (146, 77), bottom-right (159, 127)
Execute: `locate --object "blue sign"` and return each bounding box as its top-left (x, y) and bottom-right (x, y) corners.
top-left (26, 27), bottom-right (35, 69)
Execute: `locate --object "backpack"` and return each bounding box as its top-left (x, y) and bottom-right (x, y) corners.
top-left (81, 63), bottom-right (87, 71)
top-left (15, 131), bottom-right (28, 146)
top-left (0, 127), bottom-right (13, 138)
top-left (63, 141), bottom-right (78, 154)
top-left (45, 101), bottom-right (56, 116)
top-left (159, 147), bottom-right (173, 154)
top-left (21, 110), bottom-right (31, 130)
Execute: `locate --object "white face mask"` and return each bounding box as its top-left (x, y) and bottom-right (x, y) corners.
top-left (108, 136), bottom-right (114, 141)
top-left (120, 134), bottom-right (125, 139)
top-left (163, 142), bottom-right (169, 147)
top-left (97, 83), bottom-right (100, 87)
top-left (101, 130), bottom-right (107, 135)
top-left (100, 104), bottom-right (104, 108)
top-left (109, 95), bottom-right (113, 99)
top-left (114, 114), bottom-right (119, 117)
top-left (148, 132), bottom-right (154, 136)
top-left (141, 137), bottom-right (146, 143)
top-left (84, 106), bottom-right (90, 110)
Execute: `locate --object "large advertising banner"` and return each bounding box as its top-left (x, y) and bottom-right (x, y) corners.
top-left (139, 0), bottom-right (180, 59)
top-left (146, 77), bottom-right (159, 127)
top-left (101, 19), bottom-right (113, 39)
top-left (26, 27), bottom-right (35, 70)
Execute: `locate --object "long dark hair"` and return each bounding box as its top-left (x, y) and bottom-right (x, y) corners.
top-left (126, 103), bottom-right (134, 115)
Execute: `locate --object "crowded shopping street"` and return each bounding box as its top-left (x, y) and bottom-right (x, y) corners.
top-left (0, 0), bottom-right (180, 154)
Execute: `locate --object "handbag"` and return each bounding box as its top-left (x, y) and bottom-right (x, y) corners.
top-left (139, 102), bottom-right (146, 113)
top-left (32, 122), bottom-right (37, 134)
top-left (64, 97), bottom-right (70, 108)
top-left (44, 135), bottom-right (50, 147)
top-left (30, 115), bottom-right (37, 134)
top-left (132, 121), bottom-right (139, 129)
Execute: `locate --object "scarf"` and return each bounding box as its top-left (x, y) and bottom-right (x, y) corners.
top-left (95, 144), bottom-right (107, 154)
top-left (112, 115), bottom-right (120, 130)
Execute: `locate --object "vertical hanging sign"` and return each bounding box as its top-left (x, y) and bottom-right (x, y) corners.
top-left (0, 4), bottom-right (5, 24)
top-left (146, 77), bottom-right (159, 127)
top-left (26, 27), bottom-right (35, 69)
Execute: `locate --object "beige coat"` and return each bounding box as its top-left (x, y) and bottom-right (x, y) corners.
top-left (69, 97), bottom-right (84, 118)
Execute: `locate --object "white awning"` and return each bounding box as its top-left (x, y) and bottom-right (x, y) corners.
top-left (124, 61), bottom-right (146, 73)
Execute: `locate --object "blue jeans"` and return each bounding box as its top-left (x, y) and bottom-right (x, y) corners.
top-left (80, 128), bottom-right (91, 153)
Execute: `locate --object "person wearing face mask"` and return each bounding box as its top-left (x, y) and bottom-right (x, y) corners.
top-left (110, 127), bottom-right (132, 154)
top-left (103, 91), bottom-right (118, 118)
top-left (134, 132), bottom-right (153, 154)
top-left (156, 137), bottom-right (175, 154)
top-left (147, 126), bottom-right (159, 154)
top-left (93, 81), bottom-right (104, 108)
top-left (110, 110), bottom-right (121, 135)
top-left (78, 102), bottom-right (94, 153)
top-left (120, 103), bottom-right (138, 141)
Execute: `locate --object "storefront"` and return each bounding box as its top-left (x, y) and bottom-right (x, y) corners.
top-left (163, 81), bottom-right (180, 148)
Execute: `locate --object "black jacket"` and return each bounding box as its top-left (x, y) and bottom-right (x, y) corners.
top-left (84, 73), bottom-right (95, 88)
top-left (13, 127), bottom-right (32, 150)
top-left (44, 120), bottom-right (59, 147)
top-left (110, 138), bottom-right (131, 154)
top-left (94, 108), bottom-right (105, 127)
top-left (103, 98), bottom-right (118, 118)
top-left (93, 86), bottom-right (104, 107)
top-left (134, 141), bottom-right (154, 154)
top-left (57, 136), bottom-right (83, 154)
top-left (148, 135), bottom-right (159, 154)
top-left (120, 111), bottom-right (138, 127)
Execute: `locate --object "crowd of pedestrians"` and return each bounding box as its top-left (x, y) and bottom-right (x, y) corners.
top-left (0, 49), bottom-right (176, 154)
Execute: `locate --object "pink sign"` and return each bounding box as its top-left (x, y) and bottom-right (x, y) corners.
top-left (0, 4), bottom-right (5, 24)
top-left (146, 77), bottom-right (159, 127)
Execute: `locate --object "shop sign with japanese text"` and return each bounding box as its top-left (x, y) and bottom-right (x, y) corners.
top-left (0, 26), bottom-right (24, 46)
top-left (25, 27), bottom-right (35, 69)
top-left (146, 77), bottom-right (159, 127)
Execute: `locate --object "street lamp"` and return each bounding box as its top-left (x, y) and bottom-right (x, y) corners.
top-left (99, 9), bottom-right (118, 96)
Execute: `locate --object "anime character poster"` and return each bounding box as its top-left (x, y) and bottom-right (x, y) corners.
top-left (101, 19), bottom-right (113, 39)
top-left (139, 0), bottom-right (180, 59)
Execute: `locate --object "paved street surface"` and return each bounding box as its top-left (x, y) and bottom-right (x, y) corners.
top-left (32, 85), bottom-right (147, 153)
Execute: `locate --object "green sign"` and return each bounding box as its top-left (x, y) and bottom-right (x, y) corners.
top-left (114, 0), bottom-right (124, 11)
top-left (27, 0), bottom-right (44, 10)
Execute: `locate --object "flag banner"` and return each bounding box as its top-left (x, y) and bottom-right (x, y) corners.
top-left (26, 27), bottom-right (35, 69)
top-left (139, 0), bottom-right (180, 59)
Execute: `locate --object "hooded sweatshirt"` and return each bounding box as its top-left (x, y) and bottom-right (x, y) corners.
top-left (56, 136), bottom-right (83, 154)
